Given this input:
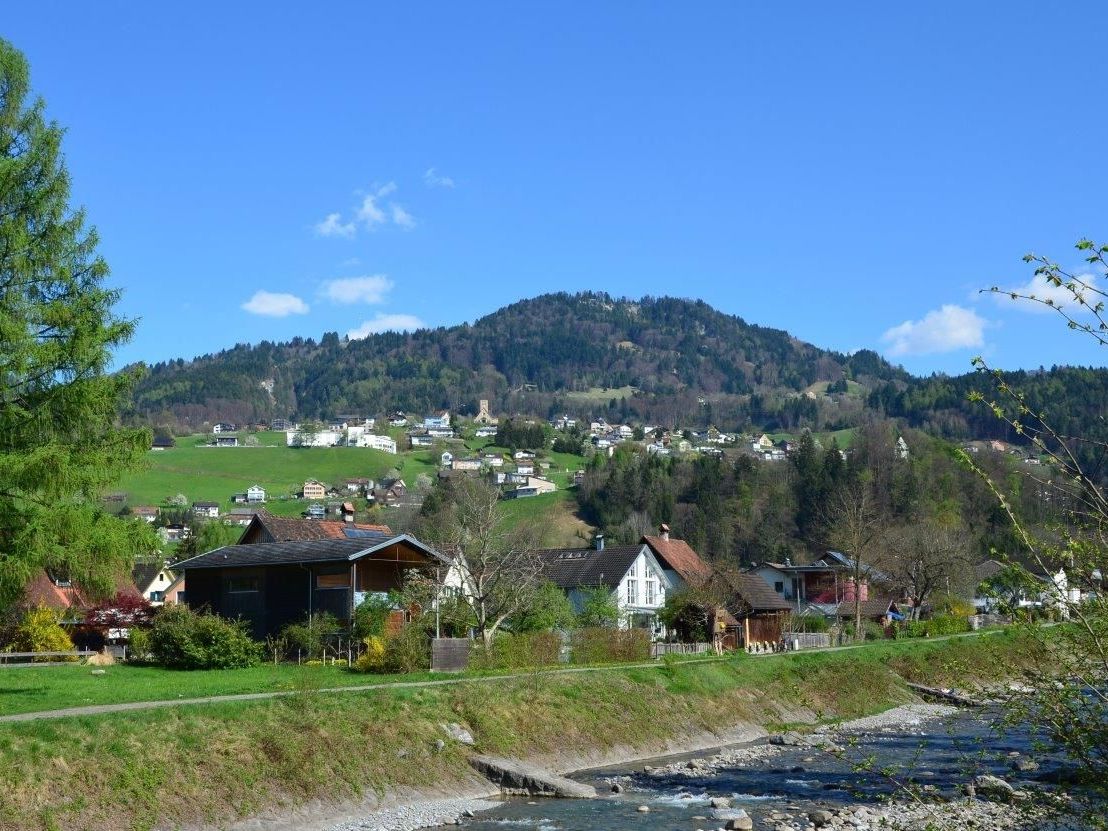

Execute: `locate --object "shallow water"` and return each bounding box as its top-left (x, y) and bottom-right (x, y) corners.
top-left (451, 708), bottom-right (1070, 830)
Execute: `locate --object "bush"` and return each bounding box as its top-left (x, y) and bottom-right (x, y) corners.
top-left (127, 628), bottom-right (151, 662)
top-left (353, 635), bottom-right (387, 672)
top-left (570, 627), bottom-right (650, 664)
top-left (786, 614), bottom-right (829, 633)
top-left (352, 594), bottom-right (394, 640)
top-left (472, 631), bottom-right (562, 670)
top-left (147, 605), bottom-right (261, 669)
top-left (10, 606), bottom-right (75, 659)
top-left (898, 613), bottom-right (971, 639)
top-left (382, 624), bottom-right (430, 674)
top-left (280, 612), bottom-right (343, 661)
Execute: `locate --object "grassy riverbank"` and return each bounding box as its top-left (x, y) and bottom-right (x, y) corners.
top-left (0, 630), bottom-right (1036, 831)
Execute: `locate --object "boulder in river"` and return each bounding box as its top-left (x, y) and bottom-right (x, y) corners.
top-left (973, 774), bottom-right (1015, 801)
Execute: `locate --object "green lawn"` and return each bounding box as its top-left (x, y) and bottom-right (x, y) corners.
top-left (113, 435), bottom-right (437, 512)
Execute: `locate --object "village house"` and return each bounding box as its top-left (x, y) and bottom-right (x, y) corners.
top-left (162, 572), bottom-right (186, 605)
top-left (132, 562), bottom-right (176, 605)
top-left (388, 412), bottom-right (408, 427)
top-left (192, 501), bottom-right (220, 519)
top-left (302, 480), bottom-right (326, 500)
top-left (158, 524), bottom-right (189, 543)
top-left (451, 457), bottom-right (483, 472)
top-left (175, 531), bottom-right (448, 640)
top-left (355, 433), bottom-right (398, 454)
top-left (344, 478), bottom-right (374, 494)
top-left (423, 411), bottom-right (451, 429)
top-left (425, 425), bottom-right (455, 439)
top-left (515, 462), bottom-right (535, 476)
top-left (246, 485), bottom-right (266, 503)
top-left (440, 451), bottom-right (454, 467)
top-left (535, 536), bottom-right (672, 634)
top-left (270, 418), bottom-right (293, 431)
top-left (150, 436), bottom-right (175, 451)
top-left (131, 506), bottom-right (159, 523)
top-left (408, 430), bottom-right (434, 448)
top-left (373, 478), bottom-right (408, 506)
top-left (225, 507), bottom-right (264, 526)
top-left (214, 435), bottom-right (239, 447)
top-left (751, 551), bottom-right (887, 614)
top-left (306, 503), bottom-right (326, 519)
top-left (212, 423), bottom-right (237, 433)
top-left (474, 425), bottom-right (498, 438)
top-left (482, 453), bottom-right (504, 467)
top-left (286, 429), bottom-right (342, 448)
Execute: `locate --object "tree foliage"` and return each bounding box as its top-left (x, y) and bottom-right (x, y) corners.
top-left (0, 39), bottom-right (153, 606)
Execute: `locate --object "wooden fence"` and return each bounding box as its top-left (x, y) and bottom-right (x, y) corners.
top-left (780, 631), bottom-right (831, 650)
top-left (651, 642), bottom-right (710, 658)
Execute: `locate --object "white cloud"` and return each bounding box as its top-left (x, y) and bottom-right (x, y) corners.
top-left (391, 204), bottom-right (415, 229)
top-left (242, 291), bottom-right (310, 317)
top-left (322, 275), bottom-right (394, 305)
top-left (423, 167), bottom-right (455, 188)
top-left (989, 273), bottom-right (1095, 313)
top-left (347, 313), bottom-right (425, 339)
top-left (314, 212), bottom-right (355, 238)
top-left (881, 304), bottom-right (987, 356)
top-left (315, 182), bottom-right (414, 238)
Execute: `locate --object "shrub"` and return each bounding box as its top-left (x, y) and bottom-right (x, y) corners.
top-left (280, 612), bottom-right (343, 661)
top-left (10, 606), bottom-right (75, 659)
top-left (382, 623), bottom-right (430, 674)
top-left (353, 635), bottom-right (387, 672)
top-left (472, 631), bottom-right (562, 670)
top-left (352, 594), bottom-right (394, 640)
top-left (899, 613), bottom-right (971, 639)
top-left (570, 627), bottom-right (650, 664)
top-left (127, 628), bottom-right (151, 662)
top-left (147, 605), bottom-right (261, 669)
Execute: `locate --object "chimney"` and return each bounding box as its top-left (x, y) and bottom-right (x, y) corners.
top-left (659, 523), bottom-right (670, 542)
top-left (594, 534), bottom-right (605, 551)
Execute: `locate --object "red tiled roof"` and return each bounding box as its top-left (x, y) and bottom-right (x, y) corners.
top-left (641, 535), bottom-right (715, 586)
top-left (22, 571), bottom-right (85, 611)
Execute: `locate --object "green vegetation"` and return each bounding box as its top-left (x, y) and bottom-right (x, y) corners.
top-left (0, 38), bottom-right (154, 605)
top-left (0, 630), bottom-right (1037, 831)
top-left (146, 605), bottom-right (261, 670)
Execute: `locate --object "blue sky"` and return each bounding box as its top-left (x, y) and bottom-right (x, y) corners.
top-left (5, 3), bottom-right (1107, 376)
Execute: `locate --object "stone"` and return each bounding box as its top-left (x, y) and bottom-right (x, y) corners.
top-left (710, 797), bottom-right (732, 809)
top-left (89, 669), bottom-right (107, 676)
top-left (972, 774), bottom-right (1015, 801)
top-left (768, 731), bottom-right (805, 746)
top-left (610, 783), bottom-right (623, 793)
top-left (809, 809), bottom-right (833, 827)
top-left (396, 748), bottom-right (408, 758)
top-left (440, 722), bottom-right (475, 745)
top-left (725, 818), bottom-right (753, 830)
top-left (1009, 757), bottom-right (1039, 772)
top-left (637, 805), bottom-right (650, 813)
top-left (433, 739), bottom-right (446, 752)
top-left (469, 756), bottom-right (598, 799)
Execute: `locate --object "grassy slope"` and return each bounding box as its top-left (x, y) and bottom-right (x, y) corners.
top-left (0, 631), bottom-right (1036, 831)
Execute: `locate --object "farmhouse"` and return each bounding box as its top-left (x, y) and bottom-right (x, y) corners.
top-left (176, 532), bottom-right (448, 640)
top-left (151, 436), bottom-right (175, 450)
top-left (301, 480), bottom-right (326, 500)
top-left (192, 501), bottom-right (220, 519)
top-left (247, 485), bottom-right (266, 503)
top-left (131, 506), bottom-right (159, 523)
top-left (132, 562), bottom-right (176, 605)
top-left (214, 435), bottom-right (239, 447)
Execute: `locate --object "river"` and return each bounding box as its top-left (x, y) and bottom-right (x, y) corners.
top-left (444, 704), bottom-right (1090, 831)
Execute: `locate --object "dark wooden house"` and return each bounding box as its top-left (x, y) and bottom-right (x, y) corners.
top-left (175, 533), bottom-right (447, 640)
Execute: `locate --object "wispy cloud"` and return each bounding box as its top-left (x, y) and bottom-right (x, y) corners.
top-left (347, 313), bottom-right (425, 339)
top-left (322, 275), bottom-right (394, 305)
top-left (881, 304), bottom-right (987, 356)
top-left (423, 167), bottom-right (455, 189)
top-left (314, 212), bottom-right (355, 238)
top-left (988, 273), bottom-right (1095, 314)
top-left (242, 291), bottom-right (310, 317)
top-left (314, 182), bottom-right (415, 238)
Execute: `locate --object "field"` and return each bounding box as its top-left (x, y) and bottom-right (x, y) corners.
top-left (111, 433), bottom-right (594, 542)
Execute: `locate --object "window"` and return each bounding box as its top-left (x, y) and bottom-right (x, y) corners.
top-left (227, 576), bottom-right (259, 593)
top-left (149, 591), bottom-right (164, 602)
top-left (774, 581), bottom-right (784, 594)
top-left (316, 572), bottom-right (350, 589)
top-left (645, 580), bottom-right (656, 605)
top-left (627, 562), bottom-right (637, 578)
top-left (626, 579), bottom-right (638, 605)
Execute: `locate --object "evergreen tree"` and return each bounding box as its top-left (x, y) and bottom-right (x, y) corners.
top-left (0, 40), bottom-right (153, 606)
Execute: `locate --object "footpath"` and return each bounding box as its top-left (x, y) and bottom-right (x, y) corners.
top-left (0, 628), bottom-right (999, 723)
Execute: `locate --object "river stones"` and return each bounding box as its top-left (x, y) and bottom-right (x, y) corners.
top-left (724, 817), bottom-right (753, 830)
top-left (808, 808), bottom-right (833, 826)
top-left (1009, 756), bottom-right (1039, 772)
top-left (709, 796), bottom-right (731, 808)
top-left (636, 804), bottom-right (650, 813)
top-left (973, 773), bottom-right (1015, 801)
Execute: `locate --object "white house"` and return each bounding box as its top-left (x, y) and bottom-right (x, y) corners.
top-left (475, 425), bottom-right (498, 438)
top-left (356, 433), bottom-right (398, 454)
top-left (525, 476), bottom-right (557, 494)
top-left (535, 537), bottom-right (672, 634)
top-left (246, 485), bottom-right (266, 503)
top-left (192, 501), bottom-right (220, 519)
top-left (440, 451), bottom-right (455, 467)
top-left (286, 430), bottom-right (342, 448)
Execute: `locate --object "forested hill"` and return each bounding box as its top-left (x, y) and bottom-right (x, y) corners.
top-left (125, 293), bottom-right (901, 429)
top-left (124, 292), bottom-right (1107, 443)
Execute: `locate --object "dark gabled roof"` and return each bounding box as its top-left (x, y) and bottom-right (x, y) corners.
top-left (131, 561), bottom-right (169, 591)
top-left (536, 545), bottom-right (649, 591)
top-left (193, 501), bottom-right (219, 508)
top-left (730, 572), bottom-right (793, 612)
top-left (976, 559), bottom-right (1007, 581)
top-left (238, 512), bottom-right (392, 543)
top-left (175, 534), bottom-right (446, 570)
top-left (835, 597), bottom-right (900, 618)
